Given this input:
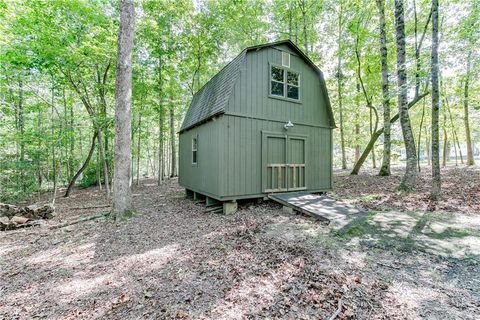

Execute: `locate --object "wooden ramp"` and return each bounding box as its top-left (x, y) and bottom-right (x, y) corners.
top-left (268, 191), bottom-right (364, 227)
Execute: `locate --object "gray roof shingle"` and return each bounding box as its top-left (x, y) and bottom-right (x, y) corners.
top-left (180, 40), bottom-right (335, 132)
top-left (180, 50), bottom-right (246, 132)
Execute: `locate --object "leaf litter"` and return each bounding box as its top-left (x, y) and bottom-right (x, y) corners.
top-left (0, 167), bottom-right (479, 319)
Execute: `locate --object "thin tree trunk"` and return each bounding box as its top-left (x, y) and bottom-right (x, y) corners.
top-left (351, 92), bottom-right (428, 175)
top-left (413, 1), bottom-right (432, 98)
top-left (157, 54), bottom-right (164, 185)
top-left (376, 0), bottom-right (391, 176)
top-left (430, 0), bottom-right (441, 197)
top-left (443, 86), bottom-right (461, 165)
top-left (51, 79), bottom-right (57, 204)
top-left (354, 83), bottom-right (360, 163)
top-left (65, 131), bottom-right (98, 197)
top-left (169, 100), bottom-right (176, 177)
top-left (395, 0), bottom-right (417, 190)
top-left (18, 78), bottom-right (26, 192)
top-left (442, 110), bottom-right (448, 167)
top-left (337, 3), bottom-right (346, 170)
top-left (370, 108), bottom-right (376, 168)
top-left (158, 108), bottom-right (164, 183)
top-left (417, 98), bottom-right (426, 171)
top-left (426, 126), bottom-right (431, 166)
top-left (355, 24), bottom-right (379, 171)
top-left (97, 131), bottom-right (110, 196)
top-left (300, 0), bottom-right (308, 54)
top-left (136, 110), bottom-right (142, 186)
top-left (288, 5), bottom-right (293, 40)
top-left (455, 134), bottom-right (463, 164)
top-left (464, 50), bottom-right (475, 166)
top-left (295, 11), bottom-right (298, 44)
top-left (96, 147), bottom-right (102, 191)
top-left (113, 0), bottom-right (135, 218)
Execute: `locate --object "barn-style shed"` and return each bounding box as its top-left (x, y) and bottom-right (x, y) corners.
top-left (179, 40), bottom-right (335, 214)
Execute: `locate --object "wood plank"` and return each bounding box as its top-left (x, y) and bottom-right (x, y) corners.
top-left (292, 165), bottom-right (297, 188)
top-left (268, 191), bottom-right (363, 223)
top-left (278, 166), bottom-right (282, 189)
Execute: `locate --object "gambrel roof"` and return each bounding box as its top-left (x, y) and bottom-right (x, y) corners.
top-left (180, 40), bottom-right (335, 133)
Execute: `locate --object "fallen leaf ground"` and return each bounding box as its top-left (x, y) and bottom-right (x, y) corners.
top-left (0, 166), bottom-right (479, 319)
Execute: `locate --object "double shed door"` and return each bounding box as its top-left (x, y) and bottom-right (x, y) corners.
top-left (262, 132), bottom-right (307, 193)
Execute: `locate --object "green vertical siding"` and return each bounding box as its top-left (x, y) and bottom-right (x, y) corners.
top-left (178, 118), bottom-right (222, 196)
top-left (225, 45), bottom-right (330, 128)
top-left (217, 115), bottom-right (331, 199)
top-left (179, 45), bottom-right (333, 200)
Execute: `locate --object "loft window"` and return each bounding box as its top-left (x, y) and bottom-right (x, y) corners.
top-left (192, 137), bottom-right (198, 165)
top-left (270, 65), bottom-right (300, 101)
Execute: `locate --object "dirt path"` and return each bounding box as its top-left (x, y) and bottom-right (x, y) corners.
top-left (1, 175), bottom-right (479, 319)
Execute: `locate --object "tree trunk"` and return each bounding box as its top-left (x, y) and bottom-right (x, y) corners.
top-left (442, 113), bottom-right (448, 167)
top-left (430, 0), bottom-right (441, 197)
top-left (464, 50), bottom-right (475, 166)
top-left (455, 134), bottom-right (463, 164)
top-left (96, 148), bottom-right (102, 191)
top-left (395, 0), bottom-right (417, 190)
top-left (417, 98), bottom-right (426, 171)
top-left (97, 130), bottom-right (110, 196)
top-left (158, 107), bottom-right (164, 183)
top-left (337, 3), bottom-right (346, 170)
top-left (354, 83), bottom-right (360, 163)
top-left (288, 5), bottom-right (293, 40)
top-left (370, 108), bottom-right (376, 168)
top-left (426, 126), bottom-right (431, 166)
top-left (351, 92), bottom-right (428, 175)
top-left (65, 131), bottom-right (98, 197)
top-left (376, 0), bottom-right (391, 176)
top-left (157, 55), bottom-right (164, 185)
top-left (18, 78), bottom-right (26, 192)
top-left (113, 0), bottom-right (135, 218)
top-left (355, 24), bottom-right (379, 172)
top-left (136, 110), bottom-right (142, 186)
top-left (443, 82), bottom-right (463, 165)
top-left (51, 80), bottom-right (57, 204)
top-left (300, 0), bottom-right (308, 54)
top-left (169, 100), bottom-right (176, 178)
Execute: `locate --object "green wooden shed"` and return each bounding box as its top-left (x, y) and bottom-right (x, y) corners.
top-left (179, 40), bottom-right (335, 213)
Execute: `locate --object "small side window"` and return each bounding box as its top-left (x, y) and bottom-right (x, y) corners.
top-left (192, 137), bottom-right (198, 165)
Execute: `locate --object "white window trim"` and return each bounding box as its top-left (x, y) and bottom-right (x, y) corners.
top-left (269, 63), bottom-right (301, 103)
top-left (192, 136), bottom-right (198, 165)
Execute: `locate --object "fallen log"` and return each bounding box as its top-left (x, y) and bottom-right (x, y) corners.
top-left (49, 212), bottom-right (110, 230)
top-left (70, 204), bottom-right (111, 210)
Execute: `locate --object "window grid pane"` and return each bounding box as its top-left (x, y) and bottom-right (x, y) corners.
top-left (271, 81), bottom-right (284, 96)
top-left (287, 71), bottom-right (299, 86)
top-left (287, 85), bottom-right (299, 100)
top-left (271, 66), bottom-right (284, 82)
